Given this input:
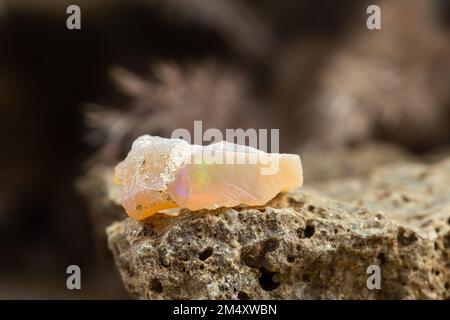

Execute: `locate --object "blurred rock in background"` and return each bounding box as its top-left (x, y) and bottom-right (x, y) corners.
top-left (301, 0), bottom-right (450, 150)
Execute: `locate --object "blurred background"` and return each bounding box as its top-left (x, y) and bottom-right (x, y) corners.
top-left (0, 0), bottom-right (449, 298)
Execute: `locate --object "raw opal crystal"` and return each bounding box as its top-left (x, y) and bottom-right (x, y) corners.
top-left (114, 135), bottom-right (303, 220)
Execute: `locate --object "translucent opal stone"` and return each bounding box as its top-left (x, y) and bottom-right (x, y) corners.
top-left (115, 135), bottom-right (303, 220)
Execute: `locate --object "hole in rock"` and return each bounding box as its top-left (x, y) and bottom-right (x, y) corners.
top-left (287, 255), bottom-right (295, 263)
top-left (397, 227), bottom-right (418, 246)
top-left (304, 224), bottom-right (315, 238)
top-left (150, 279), bottom-right (163, 293)
top-left (237, 291), bottom-right (250, 300)
top-left (377, 252), bottom-right (386, 265)
top-left (258, 268), bottom-right (280, 291)
top-left (199, 247), bottom-right (214, 261)
top-left (264, 238), bottom-right (279, 251)
top-left (444, 235), bottom-right (450, 248)
top-left (297, 222), bottom-right (315, 239)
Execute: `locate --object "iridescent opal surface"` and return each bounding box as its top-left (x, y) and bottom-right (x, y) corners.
top-left (115, 135), bottom-right (303, 220)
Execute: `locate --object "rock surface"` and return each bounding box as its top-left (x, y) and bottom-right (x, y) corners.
top-left (309, 157), bottom-right (450, 296)
top-left (105, 145), bottom-right (450, 300)
top-left (107, 190), bottom-right (449, 299)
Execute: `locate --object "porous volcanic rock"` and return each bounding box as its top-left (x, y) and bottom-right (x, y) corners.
top-left (107, 190), bottom-right (448, 299)
top-left (309, 157), bottom-right (450, 298)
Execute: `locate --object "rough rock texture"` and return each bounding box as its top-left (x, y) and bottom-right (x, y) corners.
top-left (309, 157), bottom-right (450, 295)
top-left (309, 158), bottom-right (450, 225)
top-left (107, 190), bottom-right (449, 299)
